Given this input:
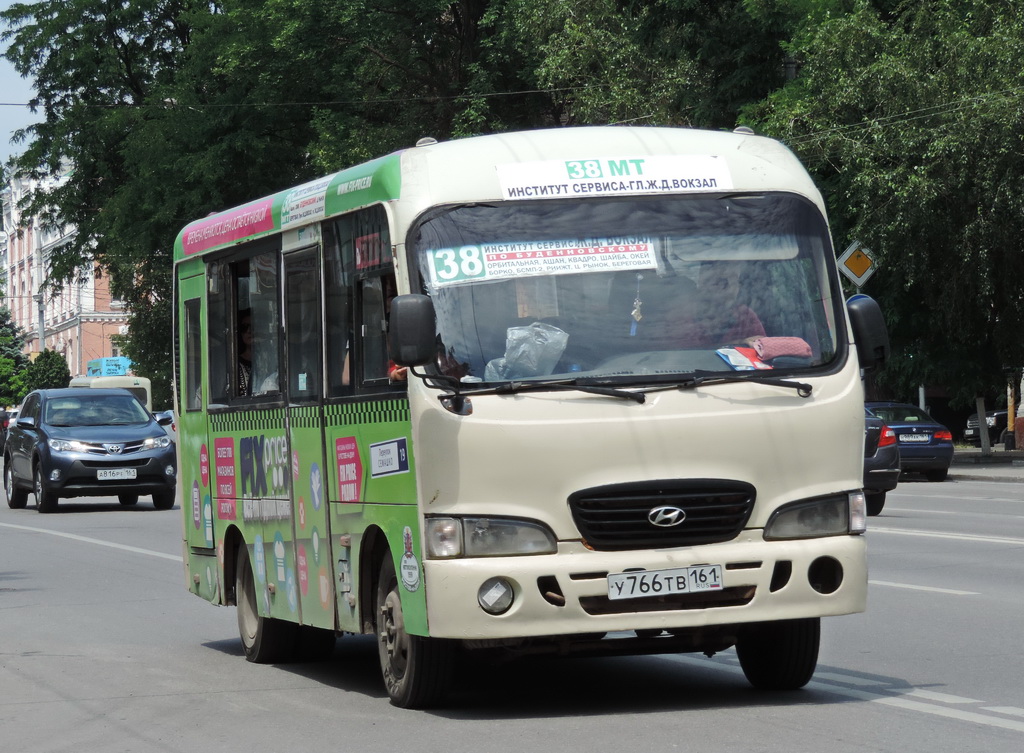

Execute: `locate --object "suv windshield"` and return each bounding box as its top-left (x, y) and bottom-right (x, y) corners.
top-left (45, 395), bottom-right (150, 426)
top-left (412, 193), bottom-right (841, 384)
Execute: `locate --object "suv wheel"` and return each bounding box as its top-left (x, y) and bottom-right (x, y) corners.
top-left (34, 463), bottom-right (59, 513)
top-left (5, 459), bottom-right (28, 509)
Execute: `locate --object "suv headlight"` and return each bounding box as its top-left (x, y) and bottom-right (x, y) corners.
top-left (764, 492), bottom-right (866, 540)
top-left (425, 517), bottom-right (557, 558)
top-left (986, 416), bottom-right (996, 427)
top-left (143, 435), bottom-right (172, 450)
top-left (48, 438), bottom-right (89, 453)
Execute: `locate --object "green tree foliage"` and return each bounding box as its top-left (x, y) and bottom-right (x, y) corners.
top-left (22, 349), bottom-right (70, 392)
top-left (10, 0), bottom-right (1017, 406)
top-left (746, 1), bottom-right (1024, 403)
top-left (0, 306), bottom-right (30, 406)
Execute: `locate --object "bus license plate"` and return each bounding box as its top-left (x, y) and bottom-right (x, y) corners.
top-left (98, 468), bottom-right (137, 480)
top-left (607, 565), bottom-right (723, 601)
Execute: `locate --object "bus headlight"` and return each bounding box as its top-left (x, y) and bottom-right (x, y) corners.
top-left (426, 517), bottom-right (557, 558)
top-left (764, 493), bottom-right (865, 540)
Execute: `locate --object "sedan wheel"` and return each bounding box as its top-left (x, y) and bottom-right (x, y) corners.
top-left (33, 464), bottom-right (59, 513)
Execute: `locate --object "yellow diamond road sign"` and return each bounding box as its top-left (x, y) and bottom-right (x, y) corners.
top-left (839, 240), bottom-right (876, 286)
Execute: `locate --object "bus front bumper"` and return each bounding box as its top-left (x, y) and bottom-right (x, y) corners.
top-left (422, 531), bottom-right (866, 640)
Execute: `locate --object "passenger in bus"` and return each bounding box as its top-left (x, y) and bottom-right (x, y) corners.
top-left (237, 309), bottom-right (254, 396)
top-left (383, 275), bottom-right (407, 382)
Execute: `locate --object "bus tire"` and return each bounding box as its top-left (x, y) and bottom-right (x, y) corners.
top-left (119, 494), bottom-right (139, 506)
top-left (736, 617), bottom-right (819, 690)
top-left (375, 554), bottom-right (453, 708)
top-left (34, 463), bottom-right (59, 513)
top-left (5, 460), bottom-right (27, 509)
top-left (235, 544), bottom-right (297, 663)
top-left (152, 491), bottom-right (175, 510)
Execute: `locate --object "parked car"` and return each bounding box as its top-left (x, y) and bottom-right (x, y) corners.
top-left (0, 408), bottom-right (8, 454)
top-left (4, 388), bottom-right (176, 513)
top-left (964, 409), bottom-right (1009, 446)
top-left (865, 401), bottom-right (954, 481)
top-left (863, 407), bottom-right (900, 515)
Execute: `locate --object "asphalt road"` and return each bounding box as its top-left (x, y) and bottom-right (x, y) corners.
top-left (1, 478), bottom-right (1022, 753)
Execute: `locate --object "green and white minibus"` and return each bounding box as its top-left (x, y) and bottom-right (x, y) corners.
top-left (174, 126), bottom-right (889, 708)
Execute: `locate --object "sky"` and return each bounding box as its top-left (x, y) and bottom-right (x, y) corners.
top-left (0, 1), bottom-right (39, 165)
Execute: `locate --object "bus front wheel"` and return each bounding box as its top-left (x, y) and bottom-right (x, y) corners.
top-left (235, 544), bottom-right (296, 663)
top-left (736, 617), bottom-right (820, 690)
top-left (375, 554), bottom-right (453, 708)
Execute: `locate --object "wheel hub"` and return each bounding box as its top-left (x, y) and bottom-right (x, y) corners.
top-left (379, 590), bottom-right (409, 675)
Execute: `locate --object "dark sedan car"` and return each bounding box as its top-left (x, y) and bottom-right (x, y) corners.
top-left (864, 408), bottom-right (900, 516)
top-left (4, 388), bottom-right (176, 513)
top-left (865, 401), bottom-right (954, 481)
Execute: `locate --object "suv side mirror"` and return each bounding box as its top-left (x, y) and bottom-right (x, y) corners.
top-left (847, 295), bottom-right (890, 370)
top-left (388, 294), bottom-right (437, 367)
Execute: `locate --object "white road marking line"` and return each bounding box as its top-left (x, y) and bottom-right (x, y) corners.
top-left (666, 654), bottom-right (1024, 733)
top-left (907, 689), bottom-right (982, 704)
top-left (0, 521), bottom-right (181, 561)
top-left (983, 707), bottom-right (1024, 718)
top-left (868, 527), bottom-right (1024, 546)
top-left (813, 670), bottom-right (892, 687)
top-left (869, 580), bottom-right (979, 595)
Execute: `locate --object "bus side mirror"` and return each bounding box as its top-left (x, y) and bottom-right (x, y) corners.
top-left (847, 295), bottom-right (890, 370)
top-left (389, 294), bottom-right (437, 367)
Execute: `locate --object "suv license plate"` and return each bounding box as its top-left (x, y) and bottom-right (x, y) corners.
top-left (98, 468), bottom-right (137, 480)
top-left (607, 565), bottom-right (723, 601)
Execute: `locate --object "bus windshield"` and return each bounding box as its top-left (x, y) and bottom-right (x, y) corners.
top-left (412, 193), bottom-right (840, 383)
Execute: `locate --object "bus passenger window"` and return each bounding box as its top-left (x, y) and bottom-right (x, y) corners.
top-left (361, 276), bottom-right (389, 382)
top-left (184, 298), bottom-right (202, 410)
top-left (285, 249), bottom-right (322, 402)
top-left (324, 221), bottom-right (354, 397)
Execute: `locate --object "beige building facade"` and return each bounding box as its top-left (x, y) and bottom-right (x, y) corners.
top-left (0, 171), bottom-right (128, 376)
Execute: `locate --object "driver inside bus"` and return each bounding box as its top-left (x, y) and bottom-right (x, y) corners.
top-left (674, 261), bottom-right (766, 348)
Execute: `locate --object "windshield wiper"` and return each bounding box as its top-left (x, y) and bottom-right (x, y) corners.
top-left (675, 370), bottom-right (813, 398)
top-left (414, 369), bottom-right (646, 403)
top-left (493, 379), bottom-right (646, 403)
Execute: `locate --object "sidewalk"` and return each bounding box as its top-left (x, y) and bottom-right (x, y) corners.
top-left (948, 446), bottom-right (1024, 483)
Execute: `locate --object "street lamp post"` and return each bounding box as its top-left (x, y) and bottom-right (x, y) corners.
top-left (33, 292), bottom-right (45, 351)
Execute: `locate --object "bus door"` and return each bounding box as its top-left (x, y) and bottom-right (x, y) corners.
top-left (178, 272), bottom-right (219, 602)
top-left (283, 244), bottom-right (336, 630)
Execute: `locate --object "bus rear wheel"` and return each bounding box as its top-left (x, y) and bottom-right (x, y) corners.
top-left (736, 617), bottom-right (820, 690)
top-left (375, 554), bottom-right (453, 708)
top-left (235, 544), bottom-right (297, 663)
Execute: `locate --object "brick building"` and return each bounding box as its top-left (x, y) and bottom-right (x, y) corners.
top-left (0, 169), bottom-right (128, 376)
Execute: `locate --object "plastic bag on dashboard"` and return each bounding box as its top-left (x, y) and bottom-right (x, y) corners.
top-left (484, 322), bottom-right (569, 381)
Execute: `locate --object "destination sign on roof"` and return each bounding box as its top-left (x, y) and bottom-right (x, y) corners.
top-left (496, 155), bottom-right (733, 201)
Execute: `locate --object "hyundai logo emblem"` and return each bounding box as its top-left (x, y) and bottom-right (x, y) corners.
top-left (105, 444), bottom-right (123, 455)
top-left (648, 505), bottom-right (686, 527)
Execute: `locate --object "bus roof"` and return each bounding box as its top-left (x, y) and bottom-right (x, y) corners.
top-left (173, 126), bottom-right (820, 263)
top-left (174, 153), bottom-right (404, 261)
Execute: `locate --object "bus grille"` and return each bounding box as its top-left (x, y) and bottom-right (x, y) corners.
top-left (568, 480), bottom-right (756, 551)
